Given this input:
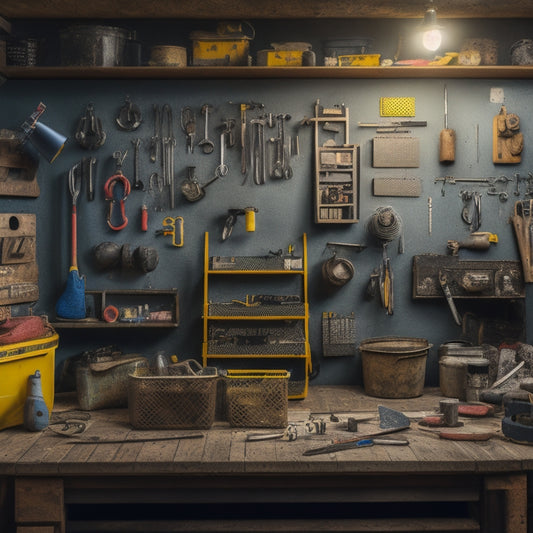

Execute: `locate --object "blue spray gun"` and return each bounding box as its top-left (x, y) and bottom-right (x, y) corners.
top-left (23, 370), bottom-right (49, 432)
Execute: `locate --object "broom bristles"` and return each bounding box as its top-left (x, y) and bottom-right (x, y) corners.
top-left (56, 269), bottom-right (86, 319)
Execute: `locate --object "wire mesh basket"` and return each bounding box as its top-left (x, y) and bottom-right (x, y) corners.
top-left (128, 367), bottom-right (218, 429)
top-left (224, 370), bottom-right (290, 428)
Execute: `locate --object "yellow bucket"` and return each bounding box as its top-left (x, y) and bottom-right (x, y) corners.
top-left (0, 330), bottom-right (58, 430)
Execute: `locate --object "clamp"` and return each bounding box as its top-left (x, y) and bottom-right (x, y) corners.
top-left (155, 216), bottom-right (184, 247)
top-left (104, 152), bottom-right (131, 231)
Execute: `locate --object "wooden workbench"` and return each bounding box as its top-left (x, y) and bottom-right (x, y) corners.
top-left (0, 386), bottom-right (529, 532)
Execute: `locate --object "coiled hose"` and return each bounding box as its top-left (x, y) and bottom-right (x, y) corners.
top-left (366, 206), bottom-right (404, 253)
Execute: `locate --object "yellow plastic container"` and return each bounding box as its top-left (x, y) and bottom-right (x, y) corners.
top-left (338, 54), bottom-right (381, 66)
top-left (257, 49), bottom-right (304, 66)
top-left (190, 31), bottom-right (251, 66)
top-left (0, 330), bottom-right (58, 430)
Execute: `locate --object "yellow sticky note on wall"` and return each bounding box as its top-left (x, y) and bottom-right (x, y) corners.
top-left (380, 97), bottom-right (416, 117)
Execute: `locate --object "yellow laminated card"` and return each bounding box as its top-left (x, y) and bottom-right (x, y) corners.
top-left (380, 96), bottom-right (416, 117)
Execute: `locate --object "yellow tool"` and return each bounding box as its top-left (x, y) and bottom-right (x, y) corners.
top-left (447, 232), bottom-right (498, 256)
top-left (155, 216), bottom-right (184, 247)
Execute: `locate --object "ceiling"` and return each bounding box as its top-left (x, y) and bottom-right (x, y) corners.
top-left (2, 0), bottom-right (533, 20)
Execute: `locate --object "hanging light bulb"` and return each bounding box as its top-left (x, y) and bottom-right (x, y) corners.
top-left (420, 1), bottom-right (443, 52)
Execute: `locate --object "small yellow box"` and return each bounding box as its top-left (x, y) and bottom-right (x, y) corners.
top-left (0, 330), bottom-right (58, 431)
top-left (338, 54), bottom-right (381, 66)
top-left (257, 49), bottom-right (304, 66)
top-left (190, 31), bottom-right (251, 66)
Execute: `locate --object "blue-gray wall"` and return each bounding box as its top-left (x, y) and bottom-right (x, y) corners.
top-left (1, 18), bottom-right (532, 389)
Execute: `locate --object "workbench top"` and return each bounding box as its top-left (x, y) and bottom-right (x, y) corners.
top-left (0, 386), bottom-right (529, 478)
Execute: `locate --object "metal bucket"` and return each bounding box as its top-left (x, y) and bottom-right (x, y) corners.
top-left (360, 337), bottom-right (431, 398)
top-left (511, 39), bottom-right (533, 65)
top-left (60, 25), bottom-right (130, 66)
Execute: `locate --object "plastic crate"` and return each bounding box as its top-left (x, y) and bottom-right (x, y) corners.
top-left (224, 370), bottom-right (289, 428)
top-left (0, 328), bottom-right (58, 431)
top-left (128, 367), bottom-right (218, 429)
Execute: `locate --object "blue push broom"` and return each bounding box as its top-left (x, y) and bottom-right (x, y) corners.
top-left (56, 163), bottom-right (86, 319)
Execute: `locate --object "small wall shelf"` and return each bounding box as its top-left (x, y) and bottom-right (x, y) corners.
top-left (52, 289), bottom-right (179, 329)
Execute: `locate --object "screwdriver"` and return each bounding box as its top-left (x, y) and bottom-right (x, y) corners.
top-left (439, 85), bottom-right (456, 163)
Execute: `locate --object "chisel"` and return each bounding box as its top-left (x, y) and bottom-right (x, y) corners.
top-left (439, 85), bottom-right (456, 163)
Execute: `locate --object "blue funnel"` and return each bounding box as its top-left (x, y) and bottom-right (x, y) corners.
top-left (29, 122), bottom-right (67, 163)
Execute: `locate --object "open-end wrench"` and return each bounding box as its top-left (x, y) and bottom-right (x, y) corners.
top-left (131, 138), bottom-right (144, 191)
top-left (149, 104), bottom-right (161, 163)
top-left (198, 104), bottom-right (215, 154)
top-left (215, 128), bottom-right (229, 179)
top-left (271, 114), bottom-right (293, 179)
top-left (250, 118), bottom-right (266, 185)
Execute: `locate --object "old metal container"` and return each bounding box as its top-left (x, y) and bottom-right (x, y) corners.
top-left (60, 25), bottom-right (131, 67)
top-left (511, 39), bottom-right (533, 65)
top-left (76, 354), bottom-right (148, 410)
top-left (360, 337), bottom-right (431, 398)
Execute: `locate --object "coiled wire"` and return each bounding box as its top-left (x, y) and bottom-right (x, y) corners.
top-left (366, 206), bottom-right (404, 253)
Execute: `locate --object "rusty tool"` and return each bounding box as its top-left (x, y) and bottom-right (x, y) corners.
top-left (439, 270), bottom-right (462, 326)
top-left (439, 85), bottom-right (455, 163)
top-left (511, 199), bottom-right (533, 282)
top-left (198, 104), bottom-right (215, 154)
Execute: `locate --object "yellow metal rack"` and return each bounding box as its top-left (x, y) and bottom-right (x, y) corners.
top-left (202, 232), bottom-right (311, 399)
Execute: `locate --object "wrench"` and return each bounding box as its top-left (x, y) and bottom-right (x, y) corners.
top-left (181, 107), bottom-right (196, 154)
top-left (131, 138), bottom-right (144, 191)
top-left (215, 129), bottom-right (229, 178)
top-left (250, 118), bottom-right (266, 184)
top-left (271, 114), bottom-right (293, 179)
top-left (198, 104), bottom-right (215, 154)
top-left (149, 104), bottom-right (161, 163)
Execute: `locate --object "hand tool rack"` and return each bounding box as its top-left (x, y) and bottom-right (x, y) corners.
top-left (311, 100), bottom-right (359, 223)
top-left (202, 232), bottom-right (311, 399)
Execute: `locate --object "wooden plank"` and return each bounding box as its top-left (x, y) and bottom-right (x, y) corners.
top-left (1, 0), bottom-right (532, 19)
top-left (14, 477), bottom-right (64, 526)
top-left (0, 428), bottom-right (43, 474)
top-left (64, 517), bottom-right (481, 532)
top-left (132, 433), bottom-right (181, 474)
top-left (4, 66), bottom-right (533, 82)
top-left (171, 430), bottom-right (207, 472)
top-left (485, 473), bottom-right (527, 533)
top-left (15, 430), bottom-right (75, 475)
top-left (201, 428), bottom-right (244, 473)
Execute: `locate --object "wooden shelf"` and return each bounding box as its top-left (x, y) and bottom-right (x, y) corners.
top-left (3, 65), bottom-right (533, 80)
top-left (1, 0), bottom-right (532, 20)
